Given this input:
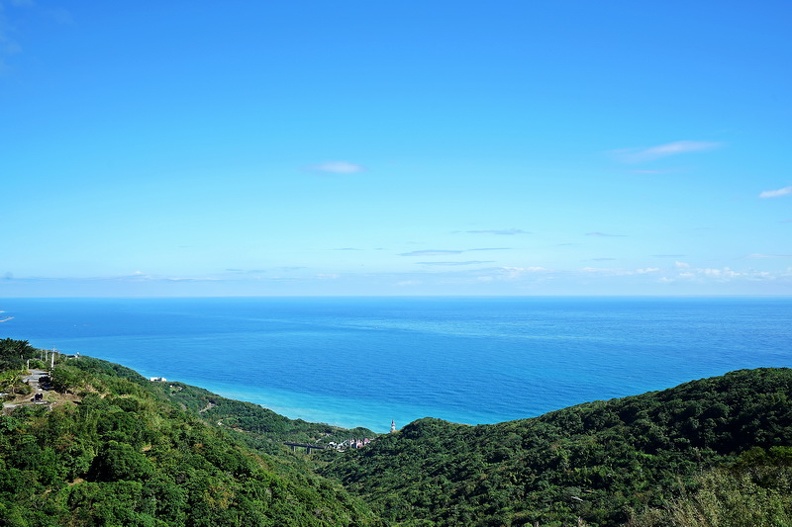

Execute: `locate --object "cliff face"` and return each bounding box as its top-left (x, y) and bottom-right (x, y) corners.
top-left (2, 338), bottom-right (791, 527)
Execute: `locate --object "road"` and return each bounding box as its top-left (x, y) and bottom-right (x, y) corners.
top-left (2, 369), bottom-right (50, 411)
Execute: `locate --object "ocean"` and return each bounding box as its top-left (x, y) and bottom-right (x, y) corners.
top-left (1, 297), bottom-right (790, 432)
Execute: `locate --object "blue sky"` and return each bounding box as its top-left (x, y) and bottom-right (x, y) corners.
top-left (1, 1), bottom-right (791, 297)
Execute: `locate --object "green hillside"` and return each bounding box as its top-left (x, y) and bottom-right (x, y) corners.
top-left (153, 380), bottom-right (375, 456)
top-left (321, 368), bottom-right (792, 526)
top-left (0, 339), bottom-right (377, 527)
top-left (2, 337), bottom-right (791, 527)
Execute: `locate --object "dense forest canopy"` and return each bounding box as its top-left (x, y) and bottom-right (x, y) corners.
top-left (0, 338), bottom-right (39, 371)
top-left (1, 337), bottom-right (790, 526)
top-left (0, 341), bottom-right (377, 527)
top-left (322, 368), bottom-right (792, 526)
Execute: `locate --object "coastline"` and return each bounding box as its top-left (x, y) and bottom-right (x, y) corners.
top-left (2, 296), bottom-right (791, 433)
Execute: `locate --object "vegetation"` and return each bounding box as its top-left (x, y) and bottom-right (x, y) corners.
top-left (1, 337), bottom-right (791, 526)
top-left (0, 347), bottom-right (377, 526)
top-left (155, 381), bottom-right (375, 455)
top-left (0, 338), bottom-right (39, 373)
top-left (626, 448), bottom-right (792, 527)
top-left (0, 338), bottom-right (42, 401)
top-left (321, 368), bottom-right (792, 526)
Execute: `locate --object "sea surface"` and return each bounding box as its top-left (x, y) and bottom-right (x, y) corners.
top-left (1, 297), bottom-right (790, 432)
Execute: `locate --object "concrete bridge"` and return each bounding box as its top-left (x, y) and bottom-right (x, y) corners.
top-left (283, 442), bottom-right (328, 454)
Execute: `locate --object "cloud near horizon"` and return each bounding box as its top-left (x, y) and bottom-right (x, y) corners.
top-left (466, 228), bottom-right (529, 235)
top-left (3, 262), bottom-right (790, 296)
top-left (586, 232), bottom-right (626, 238)
top-left (501, 266), bottom-right (548, 275)
top-left (400, 249), bottom-right (464, 256)
top-left (416, 261), bottom-right (495, 266)
top-left (400, 248), bottom-right (509, 256)
top-left (612, 140), bottom-right (720, 163)
top-left (746, 253), bottom-right (792, 260)
top-left (759, 185), bottom-right (792, 199)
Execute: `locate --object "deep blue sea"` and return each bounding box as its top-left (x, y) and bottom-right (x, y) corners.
top-left (1, 297), bottom-right (790, 432)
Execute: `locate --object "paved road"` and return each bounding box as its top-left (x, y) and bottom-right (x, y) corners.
top-left (24, 369), bottom-right (50, 391)
top-left (3, 369), bottom-right (50, 410)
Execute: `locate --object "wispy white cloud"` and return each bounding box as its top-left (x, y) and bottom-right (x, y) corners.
top-left (401, 249), bottom-right (464, 256)
top-left (42, 6), bottom-right (72, 24)
top-left (698, 267), bottom-right (741, 279)
top-left (581, 266), bottom-right (621, 274)
top-left (629, 169), bottom-right (677, 175)
top-left (1, 1), bottom-right (70, 72)
top-left (466, 228), bottom-right (529, 236)
top-left (586, 231), bottom-right (626, 238)
top-left (573, 263), bottom-right (779, 284)
top-left (224, 268), bottom-right (270, 275)
top-left (0, 4), bottom-right (21, 68)
top-left (659, 264), bottom-right (782, 284)
top-left (416, 261), bottom-right (495, 266)
top-left (500, 266), bottom-right (548, 279)
top-left (612, 140), bottom-right (720, 163)
top-left (6, 263), bottom-right (790, 296)
top-left (583, 266), bottom-right (650, 276)
top-left (746, 253), bottom-right (792, 259)
top-left (1, 1), bottom-right (35, 42)
top-left (759, 185), bottom-right (792, 199)
top-left (311, 161), bottom-right (365, 174)
top-left (400, 248), bottom-right (509, 257)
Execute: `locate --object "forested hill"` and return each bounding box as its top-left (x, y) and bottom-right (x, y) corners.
top-left (2, 337), bottom-right (791, 527)
top-left (0, 338), bottom-right (378, 526)
top-left (322, 368), bottom-right (792, 527)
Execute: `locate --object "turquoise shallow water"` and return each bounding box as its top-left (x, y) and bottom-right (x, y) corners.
top-left (1, 297), bottom-right (790, 432)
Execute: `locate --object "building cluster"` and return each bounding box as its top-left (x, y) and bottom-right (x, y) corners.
top-left (327, 437), bottom-right (372, 450)
top-left (326, 421), bottom-right (397, 451)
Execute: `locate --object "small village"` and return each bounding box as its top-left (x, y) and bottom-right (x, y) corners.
top-left (284, 420), bottom-right (397, 454)
top-left (327, 419), bottom-right (397, 451)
